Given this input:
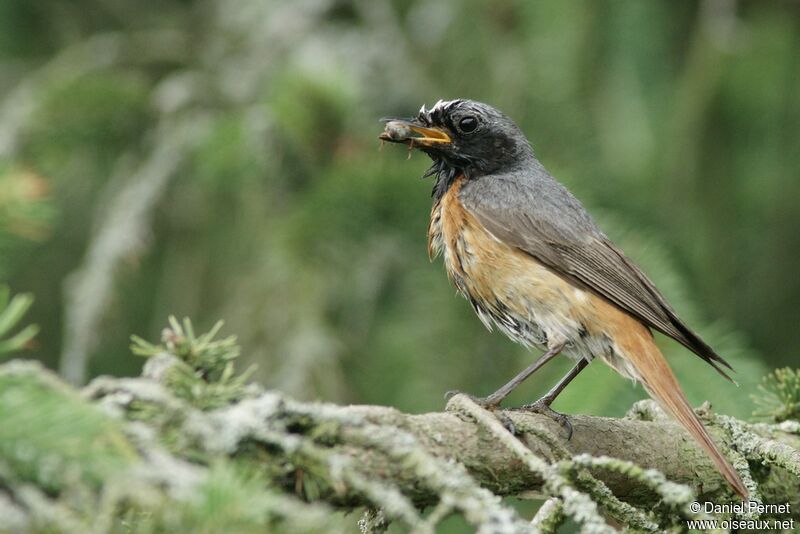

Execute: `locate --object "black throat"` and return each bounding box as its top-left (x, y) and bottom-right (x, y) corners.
top-left (424, 158), bottom-right (469, 202)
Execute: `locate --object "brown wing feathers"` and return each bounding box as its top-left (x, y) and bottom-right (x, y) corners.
top-left (561, 237), bottom-right (736, 381)
top-left (471, 204), bottom-right (736, 381)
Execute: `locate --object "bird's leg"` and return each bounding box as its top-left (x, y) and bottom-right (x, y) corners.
top-left (519, 358), bottom-right (589, 440)
top-left (445, 344), bottom-right (565, 435)
top-left (446, 343), bottom-right (565, 409)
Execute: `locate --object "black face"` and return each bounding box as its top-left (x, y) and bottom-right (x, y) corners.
top-left (380, 99), bottom-right (533, 177)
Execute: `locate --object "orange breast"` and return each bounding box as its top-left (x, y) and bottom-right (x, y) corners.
top-left (429, 177), bottom-right (584, 323)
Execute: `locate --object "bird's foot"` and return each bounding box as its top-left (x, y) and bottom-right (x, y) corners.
top-left (443, 390), bottom-right (501, 409)
top-left (444, 390), bottom-right (516, 434)
top-left (518, 399), bottom-right (573, 440)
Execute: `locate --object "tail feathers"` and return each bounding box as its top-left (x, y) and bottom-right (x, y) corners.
top-left (625, 332), bottom-right (748, 499)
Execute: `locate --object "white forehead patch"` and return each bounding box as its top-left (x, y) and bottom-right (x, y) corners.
top-left (419, 99), bottom-right (461, 123)
top-left (432, 99), bottom-right (453, 113)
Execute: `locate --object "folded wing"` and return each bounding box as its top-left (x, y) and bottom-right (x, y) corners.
top-left (462, 175), bottom-right (734, 380)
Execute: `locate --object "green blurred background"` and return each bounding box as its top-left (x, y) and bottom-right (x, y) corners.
top-left (1, 0), bottom-right (798, 425)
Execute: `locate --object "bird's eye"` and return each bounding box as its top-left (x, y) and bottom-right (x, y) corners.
top-left (458, 116), bottom-right (478, 133)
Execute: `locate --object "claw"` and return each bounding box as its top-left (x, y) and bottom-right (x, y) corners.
top-left (444, 389), bottom-right (462, 401)
top-left (519, 399), bottom-right (574, 440)
top-left (444, 390), bottom-right (497, 407)
top-left (444, 390), bottom-right (517, 434)
top-left (497, 412), bottom-right (517, 435)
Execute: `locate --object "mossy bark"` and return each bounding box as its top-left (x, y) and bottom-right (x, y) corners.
top-left (2, 356), bottom-right (799, 533)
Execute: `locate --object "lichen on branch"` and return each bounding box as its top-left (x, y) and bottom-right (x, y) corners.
top-left (0, 317), bottom-right (798, 533)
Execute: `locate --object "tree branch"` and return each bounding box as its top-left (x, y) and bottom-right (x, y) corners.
top-left (85, 354), bottom-right (800, 512)
top-left (3, 320), bottom-right (799, 532)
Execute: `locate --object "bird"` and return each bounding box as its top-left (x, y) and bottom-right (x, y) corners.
top-left (378, 98), bottom-right (748, 499)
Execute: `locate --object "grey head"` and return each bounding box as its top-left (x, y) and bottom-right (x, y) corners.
top-left (380, 99), bottom-right (536, 199)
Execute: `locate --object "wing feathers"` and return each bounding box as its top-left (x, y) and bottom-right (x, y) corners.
top-left (465, 182), bottom-right (735, 380)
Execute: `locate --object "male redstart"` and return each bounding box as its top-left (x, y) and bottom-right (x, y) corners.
top-left (379, 99), bottom-right (747, 499)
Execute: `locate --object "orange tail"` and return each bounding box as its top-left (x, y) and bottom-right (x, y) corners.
top-left (619, 328), bottom-right (748, 499)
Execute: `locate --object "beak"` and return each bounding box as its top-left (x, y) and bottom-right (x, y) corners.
top-left (379, 119), bottom-right (451, 147)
